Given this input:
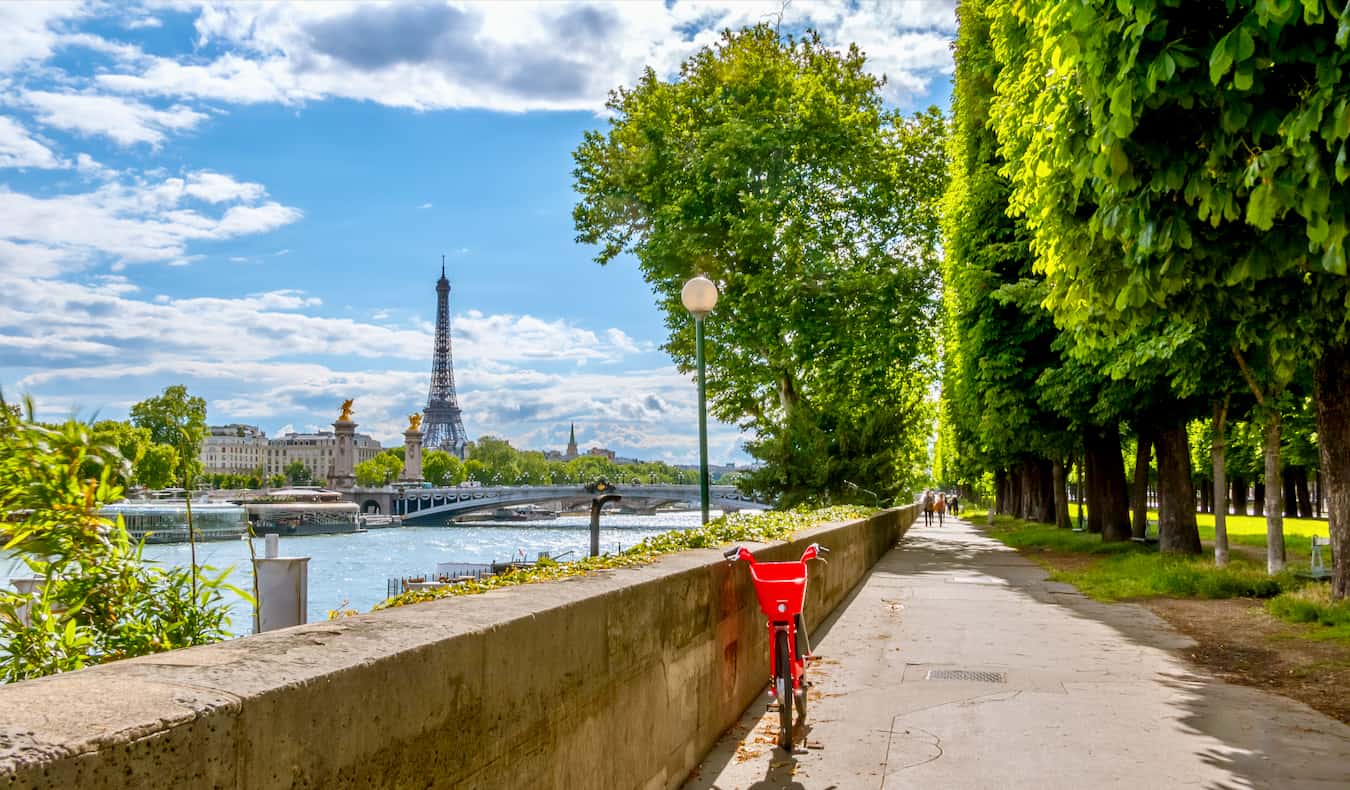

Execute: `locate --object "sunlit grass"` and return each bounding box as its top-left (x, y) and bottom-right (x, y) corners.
top-left (1063, 504), bottom-right (1328, 559)
top-left (977, 510), bottom-right (1345, 644)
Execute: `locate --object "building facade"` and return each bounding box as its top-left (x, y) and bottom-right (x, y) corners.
top-left (201, 425), bottom-right (381, 480)
top-left (201, 424), bottom-right (268, 474)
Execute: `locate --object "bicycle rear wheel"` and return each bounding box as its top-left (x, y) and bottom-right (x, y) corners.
top-left (775, 630), bottom-right (793, 751)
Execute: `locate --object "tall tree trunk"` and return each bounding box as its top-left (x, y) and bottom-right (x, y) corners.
top-left (1018, 459), bottom-right (1034, 520)
top-left (1199, 478), bottom-right (1211, 513)
top-left (995, 468), bottom-right (1008, 515)
top-left (1314, 341), bottom-right (1349, 600)
top-left (1293, 467), bottom-right (1313, 518)
top-left (1131, 433), bottom-right (1152, 539)
top-left (1052, 456), bottom-right (1070, 529)
top-left (1263, 412), bottom-right (1286, 574)
top-left (1283, 467), bottom-right (1299, 517)
top-left (1033, 458), bottom-right (1055, 524)
top-left (1213, 398), bottom-right (1230, 567)
top-left (1156, 419), bottom-right (1202, 555)
top-left (1232, 477), bottom-right (1248, 515)
top-left (1254, 481), bottom-right (1266, 517)
top-left (1087, 425), bottom-right (1130, 541)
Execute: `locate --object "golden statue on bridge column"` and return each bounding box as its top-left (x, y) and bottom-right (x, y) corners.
top-left (338, 399), bottom-right (355, 421)
top-left (408, 413), bottom-right (422, 432)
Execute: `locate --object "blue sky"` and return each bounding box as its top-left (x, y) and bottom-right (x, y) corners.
top-left (0, 1), bottom-right (956, 464)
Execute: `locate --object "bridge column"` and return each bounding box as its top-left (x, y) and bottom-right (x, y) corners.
top-left (330, 414), bottom-right (357, 490)
top-left (401, 423), bottom-right (425, 482)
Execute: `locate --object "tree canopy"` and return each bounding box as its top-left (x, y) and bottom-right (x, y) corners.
top-left (573, 24), bottom-right (947, 504)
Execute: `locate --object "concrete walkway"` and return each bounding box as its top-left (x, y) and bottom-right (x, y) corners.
top-left (684, 517), bottom-right (1350, 789)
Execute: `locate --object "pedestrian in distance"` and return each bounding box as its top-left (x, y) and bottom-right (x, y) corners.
top-left (950, 494), bottom-right (960, 516)
top-left (936, 492), bottom-right (947, 527)
top-left (921, 489), bottom-right (935, 526)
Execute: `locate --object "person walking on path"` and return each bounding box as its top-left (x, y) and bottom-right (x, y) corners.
top-left (936, 492), bottom-right (947, 526)
top-left (921, 489), bottom-right (935, 526)
top-left (950, 493), bottom-right (960, 516)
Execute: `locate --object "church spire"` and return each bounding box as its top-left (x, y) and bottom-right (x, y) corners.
top-left (566, 423), bottom-right (578, 460)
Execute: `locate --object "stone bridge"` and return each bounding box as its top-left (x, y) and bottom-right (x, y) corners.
top-left (347, 484), bottom-right (769, 525)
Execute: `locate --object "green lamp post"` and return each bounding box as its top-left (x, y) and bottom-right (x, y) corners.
top-left (681, 274), bottom-right (719, 525)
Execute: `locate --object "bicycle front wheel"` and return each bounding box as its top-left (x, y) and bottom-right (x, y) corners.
top-left (775, 630), bottom-right (793, 752)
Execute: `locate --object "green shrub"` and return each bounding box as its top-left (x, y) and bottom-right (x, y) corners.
top-left (0, 397), bottom-right (245, 682)
top-left (1268, 586), bottom-right (1350, 638)
top-left (377, 505), bottom-right (872, 610)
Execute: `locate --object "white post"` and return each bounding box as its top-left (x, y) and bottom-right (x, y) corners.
top-left (253, 533), bottom-right (310, 633)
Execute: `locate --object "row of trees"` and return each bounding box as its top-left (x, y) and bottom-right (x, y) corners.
top-left (940, 1), bottom-right (1349, 597)
top-left (9, 385), bottom-right (211, 491)
top-left (355, 435), bottom-right (734, 488)
top-left (572, 25), bottom-right (948, 507)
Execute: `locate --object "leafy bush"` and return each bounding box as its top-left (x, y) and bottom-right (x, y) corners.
top-left (377, 505), bottom-right (871, 610)
top-left (1267, 586), bottom-right (1350, 638)
top-left (0, 397), bottom-right (246, 682)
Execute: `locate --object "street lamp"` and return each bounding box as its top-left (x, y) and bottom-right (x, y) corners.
top-left (682, 274), bottom-right (719, 525)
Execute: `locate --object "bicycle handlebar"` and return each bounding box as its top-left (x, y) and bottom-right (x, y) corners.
top-left (724, 544), bottom-right (830, 563)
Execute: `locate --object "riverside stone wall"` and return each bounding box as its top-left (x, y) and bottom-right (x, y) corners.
top-left (0, 505), bottom-right (916, 789)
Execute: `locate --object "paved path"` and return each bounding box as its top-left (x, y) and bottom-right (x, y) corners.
top-left (685, 517), bottom-right (1350, 789)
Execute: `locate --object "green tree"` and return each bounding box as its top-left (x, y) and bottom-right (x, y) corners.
top-left (135, 444), bottom-right (179, 490)
top-left (129, 385), bottom-right (207, 484)
top-left (986, 1), bottom-right (1350, 586)
top-left (284, 461), bottom-right (311, 486)
top-left (573, 24), bottom-right (947, 505)
top-left (89, 421), bottom-right (151, 487)
top-left (355, 451), bottom-right (404, 486)
top-left (422, 450), bottom-right (465, 487)
top-left (468, 436), bottom-right (522, 483)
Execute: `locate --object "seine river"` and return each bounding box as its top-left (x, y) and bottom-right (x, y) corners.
top-left (128, 511), bottom-right (718, 636)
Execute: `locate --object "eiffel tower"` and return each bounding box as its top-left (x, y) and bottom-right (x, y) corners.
top-left (422, 259), bottom-right (469, 459)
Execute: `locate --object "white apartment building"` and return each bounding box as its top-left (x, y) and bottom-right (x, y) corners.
top-left (202, 425), bottom-right (382, 480)
top-left (201, 424), bottom-right (268, 474)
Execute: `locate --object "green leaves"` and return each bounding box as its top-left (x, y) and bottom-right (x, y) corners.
top-left (573, 24), bottom-right (946, 502)
top-left (0, 405), bottom-right (239, 681)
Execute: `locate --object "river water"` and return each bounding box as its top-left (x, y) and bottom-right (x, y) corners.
top-left (125, 510), bottom-right (718, 636)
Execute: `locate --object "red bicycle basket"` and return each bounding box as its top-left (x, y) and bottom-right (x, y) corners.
top-left (747, 561), bottom-right (808, 620)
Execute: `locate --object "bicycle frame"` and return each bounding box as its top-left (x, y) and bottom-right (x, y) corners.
top-left (724, 542), bottom-right (828, 750)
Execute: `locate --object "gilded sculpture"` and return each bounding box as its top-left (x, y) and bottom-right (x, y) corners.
top-left (408, 413), bottom-right (422, 432)
top-left (338, 399), bottom-right (354, 422)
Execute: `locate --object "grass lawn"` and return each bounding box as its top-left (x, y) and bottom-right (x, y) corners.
top-left (1066, 505), bottom-right (1329, 561)
top-left (974, 508), bottom-right (1349, 642)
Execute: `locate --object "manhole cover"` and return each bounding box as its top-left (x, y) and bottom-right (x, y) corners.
top-left (925, 669), bottom-right (1006, 683)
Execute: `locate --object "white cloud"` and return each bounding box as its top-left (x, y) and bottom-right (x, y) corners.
top-left (0, 261), bottom-right (738, 455)
top-left (418, 202), bottom-right (433, 209)
top-left (22, 90), bottom-right (208, 146)
top-left (0, 2), bottom-right (84, 73)
top-left (0, 169), bottom-right (301, 266)
top-left (74, 153), bottom-right (115, 179)
top-left (184, 171), bottom-right (266, 203)
top-left (90, 1), bottom-right (955, 113)
top-left (0, 115), bottom-right (63, 169)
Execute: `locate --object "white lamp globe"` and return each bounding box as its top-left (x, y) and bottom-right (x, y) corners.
top-left (681, 275), bottom-right (719, 318)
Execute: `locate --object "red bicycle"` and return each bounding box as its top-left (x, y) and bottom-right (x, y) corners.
top-left (724, 542), bottom-right (829, 751)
